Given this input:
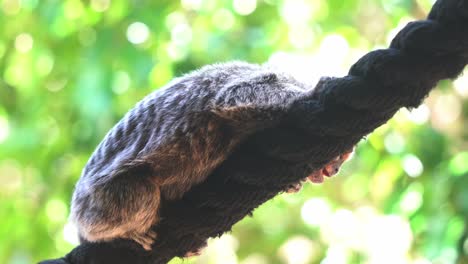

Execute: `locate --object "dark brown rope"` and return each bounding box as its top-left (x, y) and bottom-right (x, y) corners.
top-left (40, 0), bottom-right (468, 263)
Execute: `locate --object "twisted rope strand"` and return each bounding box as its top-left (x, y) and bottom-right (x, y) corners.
top-left (40, 1), bottom-right (468, 263)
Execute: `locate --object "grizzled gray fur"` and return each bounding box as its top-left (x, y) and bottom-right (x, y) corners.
top-left (70, 61), bottom-right (320, 250)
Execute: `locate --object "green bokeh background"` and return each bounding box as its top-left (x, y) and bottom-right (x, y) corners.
top-left (0, 0), bottom-right (467, 263)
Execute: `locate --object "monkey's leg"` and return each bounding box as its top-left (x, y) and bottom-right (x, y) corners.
top-left (73, 172), bottom-right (161, 251)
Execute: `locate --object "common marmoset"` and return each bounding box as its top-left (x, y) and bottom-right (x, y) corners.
top-left (70, 61), bottom-right (354, 253)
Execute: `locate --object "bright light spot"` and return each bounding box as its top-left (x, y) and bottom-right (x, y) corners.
top-left (402, 154), bottom-right (424, 177)
top-left (400, 190), bottom-right (423, 213)
top-left (2, 0), bottom-right (21, 15)
top-left (166, 43), bottom-right (188, 61)
top-left (436, 248), bottom-right (458, 264)
top-left (301, 198), bottom-right (332, 227)
top-left (205, 235), bottom-right (238, 263)
top-left (171, 23), bottom-right (192, 46)
top-left (212, 8), bottom-right (235, 30)
top-left (126, 22), bottom-right (150, 45)
top-left (355, 205), bottom-right (378, 221)
top-left (319, 34), bottom-right (349, 60)
top-left (406, 104), bottom-right (430, 124)
top-left (319, 206), bottom-right (414, 259)
top-left (233, 0), bottom-right (256, 15)
top-left (449, 152), bottom-right (468, 176)
top-left (91, 0), bottom-right (110, 12)
top-left (321, 245), bottom-right (348, 264)
top-left (4, 64), bottom-right (23, 86)
top-left (64, 0), bottom-right (84, 19)
top-left (327, 209), bottom-right (359, 244)
top-left (45, 199), bottom-right (68, 222)
top-left (241, 254), bottom-right (268, 264)
top-left (317, 34), bottom-right (349, 76)
top-left (0, 116), bottom-right (10, 143)
top-left (384, 131), bottom-right (405, 154)
top-left (112, 71), bottom-right (131, 94)
top-left (288, 25), bottom-right (314, 49)
top-left (63, 222), bottom-right (80, 245)
top-left (165, 12), bottom-right (187, 29)
top-left (413, 258), bottom-right (433, 264)
top-left (433, 94), bottom-right (462, 127)
top-left (321, 208), bottom-right (362, 249)
top-left (279, 236), bottom-right (316, 264)
top-left (181, 0), bottom-right (202, 10)
top-left (15, 33), bottom-right (33, 53)
top-left (364, 215), bottom-right (412, 260)
top-left (78, 28), bottom-right (97, 46)
top-left (453, 72), bottom-right (468, 97)
top-left (281, 0), bottom-right (312, 26)
top-left (268, 52), bottom-right (320, 85)
top-left (36, 54), bottom-right (55, 76)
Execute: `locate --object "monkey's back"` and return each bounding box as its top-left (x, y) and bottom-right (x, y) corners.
top-left (73, 61), bottom-right (311, 201)
top-left (70, 61), bottom-right (316, 245)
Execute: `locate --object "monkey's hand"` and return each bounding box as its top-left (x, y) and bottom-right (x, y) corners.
top-left (308, 149), bottom-right (354, 184)
top-left (285, 149), bottom-right (354, 193)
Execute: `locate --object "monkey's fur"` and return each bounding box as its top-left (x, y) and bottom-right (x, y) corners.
top-left (70, 61), bottom-right (351, 251)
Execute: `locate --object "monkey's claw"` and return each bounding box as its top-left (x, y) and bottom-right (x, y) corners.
top-left (126, 230), bottom-right (157, 251)
top-left (184, 241), bottom-right (207, 257)
top-left (285, 182), bottom-right (303, 193)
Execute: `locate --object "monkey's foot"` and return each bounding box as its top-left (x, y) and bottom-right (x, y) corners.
top-left (125, 230), bottom-right (157, 251)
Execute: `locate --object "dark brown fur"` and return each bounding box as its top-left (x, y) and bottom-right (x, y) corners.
top-left (70, 62), bottom-right (317, 250)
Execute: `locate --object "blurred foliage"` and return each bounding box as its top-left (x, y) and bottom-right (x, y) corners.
top-left (0, 0), bottom-right (467, 263)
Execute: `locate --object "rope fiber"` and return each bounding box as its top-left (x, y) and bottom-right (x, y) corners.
top-left (40, 0), bottom-right (468, 263)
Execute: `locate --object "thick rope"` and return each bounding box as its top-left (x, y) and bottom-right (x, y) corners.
top-left (40, 0), bottom-right (468, 263)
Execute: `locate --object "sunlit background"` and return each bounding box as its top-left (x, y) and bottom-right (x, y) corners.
top-left (0, 0), bottom-right (467, 263)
